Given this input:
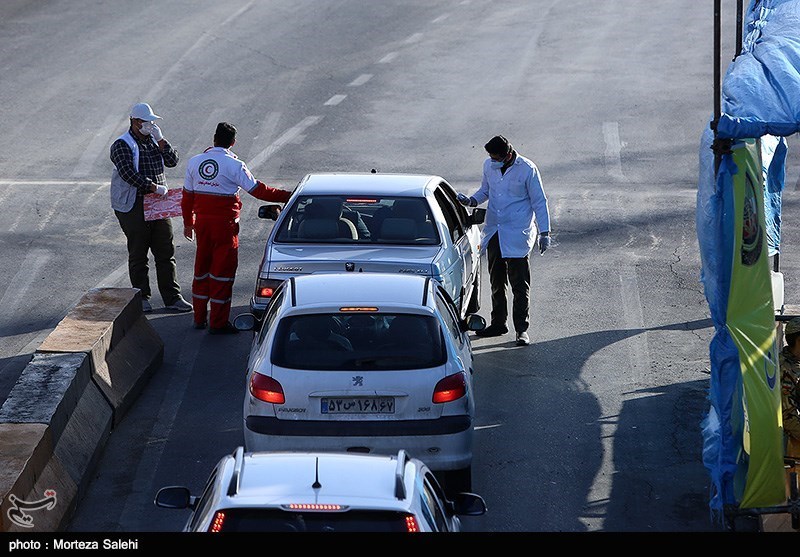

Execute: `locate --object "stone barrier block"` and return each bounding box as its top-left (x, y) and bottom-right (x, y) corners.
top-left (0, 287), bottom-right (163, 531)
top-left (0, 423), bottom-right (51, 532)
top-left (37, 287), bottom-right (163, 425)
top-left (0, 352), bottom-right (112, 532)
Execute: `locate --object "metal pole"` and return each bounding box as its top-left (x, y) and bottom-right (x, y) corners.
top-left (714, 0), bottom-right (722, 174)
top-left (736, 0), bottom-right (743, 59)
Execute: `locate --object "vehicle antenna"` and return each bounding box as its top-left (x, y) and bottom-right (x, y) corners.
top-left (312, 457), bottom-right (322, 489)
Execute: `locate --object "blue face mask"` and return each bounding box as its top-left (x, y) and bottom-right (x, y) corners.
top-left (490, 160), bottom-right (504, 169)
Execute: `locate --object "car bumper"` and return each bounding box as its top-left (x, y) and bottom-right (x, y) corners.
top-left (244, 415), bottom-right (473, 470)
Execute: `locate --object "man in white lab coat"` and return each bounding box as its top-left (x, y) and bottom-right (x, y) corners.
top-left (457, 135), bottom-right (551, 346)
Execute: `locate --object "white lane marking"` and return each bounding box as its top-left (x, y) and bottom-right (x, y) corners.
top-left (619, 266), bottom-right (648, 385)
top-left (349, 74), bottom-right (372, 86)
top-left (248, 115), bottom-right (323, 171)
top-left (93, 262), bottom-right (130, 289)
top-left (0, 249), bottom-right (50, 317)
top-left (324, 94), bottom-right (347, 106)
top-left (404, 33), bottom-right (424, 44)
top-left (71, 114), bottom-right (125, 178)
top-left (84, 183), bottom-right (108, 207)
top-left (603, 121), bottom-right (628, 182)
top-left (0, 180), bottom-right (107, 186)
top-left (36, 193), bottom-right (67, 232)
top-left (474, 423), bottom-right (502, 431)
top-left (247, 111), bottom-right (282, 162)
top-left (432, 14), bottom-right (450, 23)
top-left (378, 52), bottom-right (398, 64)
top-left (8, 210), bottom-right (23, 233)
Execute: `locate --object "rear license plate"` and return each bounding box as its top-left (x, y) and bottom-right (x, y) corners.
top-left (321, 397), bottom-right (395, 414)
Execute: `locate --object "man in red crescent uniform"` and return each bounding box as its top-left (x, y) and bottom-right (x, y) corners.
top-left (182, 122), bottom-right (292, 334)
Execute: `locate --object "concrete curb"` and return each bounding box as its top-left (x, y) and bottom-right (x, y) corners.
top-left (0, 288), bottom-right (162, 532)
top-left (38, 288), bottom-right (164, 426)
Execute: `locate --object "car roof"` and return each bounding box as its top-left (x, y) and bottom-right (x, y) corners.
top-left (219, 450), bottom-right (420, 510)
top-left (297, 173), bottom-right (443, 197)
top-left (290, 273), bottom-right (432, 308)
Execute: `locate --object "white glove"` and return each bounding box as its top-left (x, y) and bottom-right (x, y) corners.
top-left (539, 234), bottom-right (551, 255)
top-left (150, 123), bottom-right (164, 142)
top-left (154, 184), bottom-right (168, 197)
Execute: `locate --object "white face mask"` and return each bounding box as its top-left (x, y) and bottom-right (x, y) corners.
top-left (139, 121), bottom-right (154, 136)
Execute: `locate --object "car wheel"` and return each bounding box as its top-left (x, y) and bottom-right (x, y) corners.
top-left (465, 269), bottom-right (480, 314)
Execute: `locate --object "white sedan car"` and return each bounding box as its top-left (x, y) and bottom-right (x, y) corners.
top-left (249, 172), bottom-right (485, 321)
top-left (235, 272), bottom-right (486, 493)
top-left (155, 448), bottom-right (487, 532)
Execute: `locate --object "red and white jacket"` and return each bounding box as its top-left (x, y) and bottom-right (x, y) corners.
top-left (182, 146), bottom-right (291, 226)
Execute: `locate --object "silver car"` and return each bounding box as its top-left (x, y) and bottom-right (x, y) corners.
top-left (236, 272), bottom-right (486, 493)
top-left (250, 172), bottom-right (485, 320)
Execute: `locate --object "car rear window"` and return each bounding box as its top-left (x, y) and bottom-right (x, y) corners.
top-left (209, 508), bottom-right (419, 532)
top-left (273, 195), bottom-right (439, 245)
top-left (271, 313), bottom-right (446, 370)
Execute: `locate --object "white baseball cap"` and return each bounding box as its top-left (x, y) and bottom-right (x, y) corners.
top-left (129, 102), bottom-right (162, 121)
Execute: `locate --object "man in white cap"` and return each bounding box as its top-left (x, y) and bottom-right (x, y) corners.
top-left (109, 102), bottom-right (192, 313)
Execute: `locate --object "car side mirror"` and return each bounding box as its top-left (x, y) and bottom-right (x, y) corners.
top-left (258, 204), bottom-right (282, 220)
top-left (468, 208), bottom-right (486, 226)
top-left (463, 314), bottom-right (486, 332)
top-left (449, 492), bottom-right (487, 516)
top-left (233, 313), bottom-right (258, 331)
top-left (155, 486), bottom-right (192, 509)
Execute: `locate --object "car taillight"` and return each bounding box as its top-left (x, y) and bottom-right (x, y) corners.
top-left (405, 514), bottom-right (420, 532)
top-left (255, 278), bottom-right (284, 299)
top-left (432, 372), bottom-right (466, 403)
top-left (209, 511), bottom-right (225, 532)
top-left (250, 373), bottom-right (285, 404)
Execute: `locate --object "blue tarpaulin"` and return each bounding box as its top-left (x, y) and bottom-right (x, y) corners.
top-left (697, 0), bottom-right (800, 518)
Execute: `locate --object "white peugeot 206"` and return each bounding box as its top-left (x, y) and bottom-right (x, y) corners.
top-left (154, 448), bottom-right (487, 532)
top-left (249, 172), bottom-right (485, 321)
top-left (234, 272), bottom-right (486, 492)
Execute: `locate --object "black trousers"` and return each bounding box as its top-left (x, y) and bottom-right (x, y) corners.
top-left (115, 196), bottom-right (181, 304)
top-left (486, 232), bottom-right (531, 333)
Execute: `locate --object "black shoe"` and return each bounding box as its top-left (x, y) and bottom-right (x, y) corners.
top-left (475, 323), bottom-right (509, 337)
top-left (209, 322), bottom-right (239, 335)
top-left (165, 296), bottom-right (193, 313)
top-left (193, 320), bottom-right (208, 330)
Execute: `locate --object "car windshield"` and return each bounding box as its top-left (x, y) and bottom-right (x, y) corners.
top-left (271, 313), bottom-right (447, 370)
top-left (273, 195), bottom-right (439, 245)
top-left (209, 508), bottom-right (420, 532)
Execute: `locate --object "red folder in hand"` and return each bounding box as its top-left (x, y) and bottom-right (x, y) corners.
top-left (144, 188), bottom-right (183, 221)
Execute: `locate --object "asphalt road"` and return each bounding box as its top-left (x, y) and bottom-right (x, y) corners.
top-left (1, 0), bottom-right (793, 534)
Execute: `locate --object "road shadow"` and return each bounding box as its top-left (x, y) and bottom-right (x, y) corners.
top-left (464, 317), bottom-right (718, 532)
